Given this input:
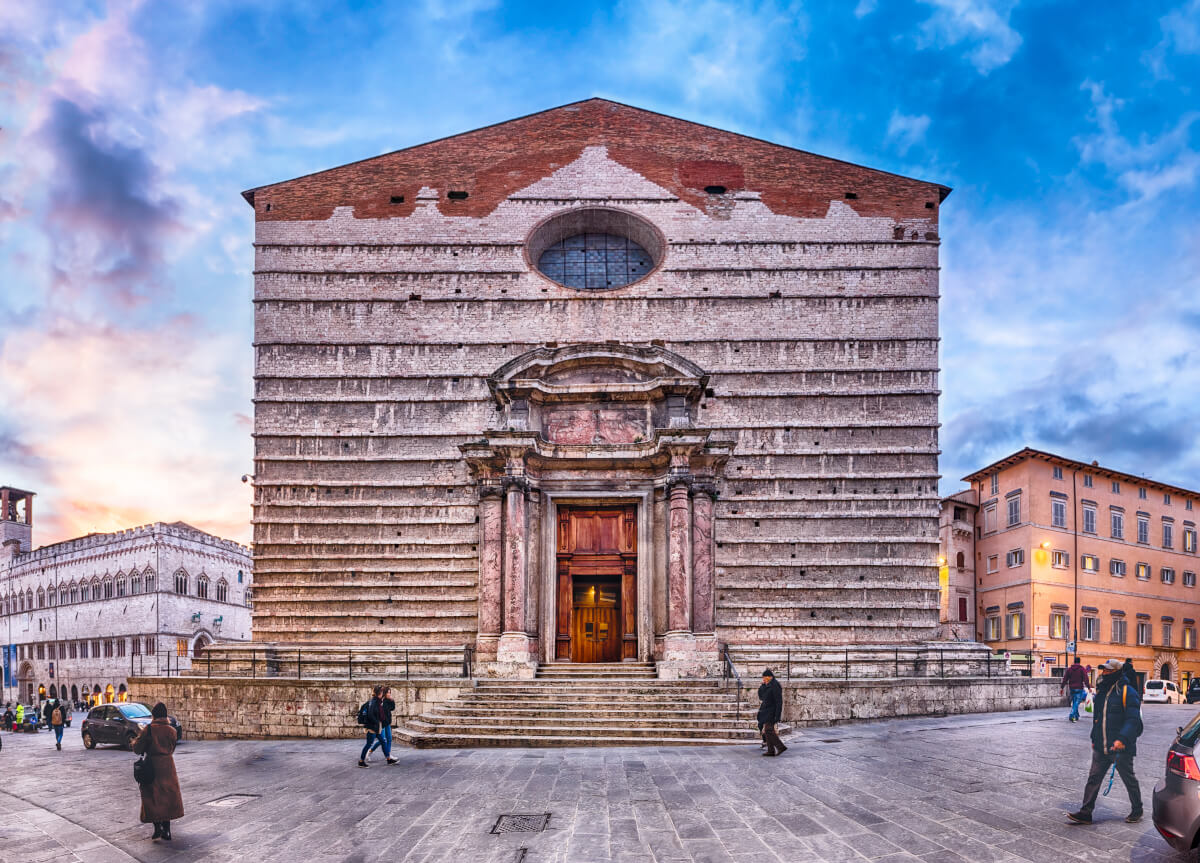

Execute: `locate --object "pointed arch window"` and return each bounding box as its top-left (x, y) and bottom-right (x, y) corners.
top-left (174, 569), bottom-right (189, 595)
top-left (144, 569), bottom-right (156, 592)
top-left (130, 570), bottom-right (142, 595)
top-left (216, 578), bottom-right (228, 603)
top-left (116, 572), bottom-right (127, 597)
top-left (197, 573), bottom-right (210, 599)
top-left (103, 577), bottom-right (114, 599)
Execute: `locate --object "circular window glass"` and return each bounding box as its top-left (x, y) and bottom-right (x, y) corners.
top-left (527, 208), bottom-right (664, 291)
top-left (537, 233), bottom-right (654, 290)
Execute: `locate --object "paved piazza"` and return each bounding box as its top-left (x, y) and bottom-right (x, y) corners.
top-left (1, 704), bottom-right (1197, 863)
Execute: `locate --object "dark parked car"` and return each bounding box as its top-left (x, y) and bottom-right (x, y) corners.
top-left (1152, 710), bottom-right (1200, 851)
top-left (1186, 679), bottom-right (1200, 705)
top-left (80, 703), bottom-right (182, 750)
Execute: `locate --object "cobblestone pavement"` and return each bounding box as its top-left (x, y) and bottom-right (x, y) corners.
top-left (1, 704), bottom-right (1197, 863)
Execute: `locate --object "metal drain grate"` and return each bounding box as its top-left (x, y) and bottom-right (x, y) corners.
top-left (205, 794), bottom-right (260, 808)
top-left (491, 813), bottom-right (551, 835)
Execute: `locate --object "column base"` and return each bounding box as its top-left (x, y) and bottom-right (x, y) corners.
top-left (474, 634), bottom-right (500, 661)
top-left (658, 632), bottom-right (721, 679)
top-left (487, 632), bottom-right (538, 678)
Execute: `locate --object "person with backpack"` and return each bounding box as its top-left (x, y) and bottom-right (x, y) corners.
top-left (357, 685), bottom-right (383, 768)
top-left (49, 699), bottom-right (66, 750)
top-left (367, 686), bottom-right (398, 765)
top-left (1067, 658), bottom-right (1144, 825)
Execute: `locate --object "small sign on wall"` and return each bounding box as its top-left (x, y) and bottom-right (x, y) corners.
top-left (1034, 625), bottom-right (1048, 637)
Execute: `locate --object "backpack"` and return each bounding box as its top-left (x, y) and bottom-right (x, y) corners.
top-left (133, 754), bottom-right (155, 786)
top-left (1122, 685), bottom-right (1144, 739)
top-left (356, 700), bottom-right (371, 726)
top-left (51, 708), bottom-right (62, 726)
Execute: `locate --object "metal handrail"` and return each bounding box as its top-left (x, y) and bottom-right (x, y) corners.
top-left (462, 644), bottom-right (475, 679)
top-left (721, 644), bottom-right (743, 722)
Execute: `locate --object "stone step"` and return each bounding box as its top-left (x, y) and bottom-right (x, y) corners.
top-left (398, 720), bottom-right (762, 740)
top-left (391, 729), bottom-right (762, 748)
top-left (461, 689), bottom-right (746, 701)
top-left (534, 671), bottom-right (659, 679)
top-left (414, 714), bottom-right (757, 730)
top-left (434, 705), bottom-right (747, 718)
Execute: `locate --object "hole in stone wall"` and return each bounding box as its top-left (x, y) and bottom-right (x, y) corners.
top-left (844, 192), bottom-right (858, 199)
top-left (409, 293), bottom-right (422, 301)
top-left (447, 191), bottom-right (469, 200)
top-left (390, 195), bottom-right (405, 204)
top-left (925, 201), bottom-right (935, 209)
top-left (768, 291), bottom-right (782, 299)
top-left (265, 203), bottom-right (272, 211)
top-left (704, 185), bottom-right (727, 194)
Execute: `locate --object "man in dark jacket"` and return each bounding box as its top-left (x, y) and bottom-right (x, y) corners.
top-left (757, 670), bottom-right (786, 757)
top-left (1067, 659), bottom-right (1144, 824)
top-left (1060, 657), bottom-right (1092, 722)
top-left (357, 686), bottom-right (383, 768)
top-left (1122, 657), bottom-right (1139, 690)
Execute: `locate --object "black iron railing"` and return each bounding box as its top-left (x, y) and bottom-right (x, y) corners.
top-left (721, 644), bottom-right (743, 722)
top-left (137, 644), bottom-right (478, 681)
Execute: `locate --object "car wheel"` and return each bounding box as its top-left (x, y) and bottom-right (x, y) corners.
top-left (123, 732), bottom-right (136, 751)
top-left (82, 731), bottom-right (95, 749)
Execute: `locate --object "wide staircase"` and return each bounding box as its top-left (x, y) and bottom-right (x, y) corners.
top-left (393, 662), bottom-right (768, 748)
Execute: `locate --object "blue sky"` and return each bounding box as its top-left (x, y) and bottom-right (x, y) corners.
top-left (1, 0), bottom-right (1198, 543)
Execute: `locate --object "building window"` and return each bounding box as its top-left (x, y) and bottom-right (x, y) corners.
top-left (116, 575), bottom-right (126, 597)
top-left (36, 588), bottom-right (45, 608)
top-left (36, 643), bottom-right (45, 659)
top-left (174, 570), bottom-right (189, 595)
top-left (103, 578), bottom-right (113, 599)
top-left (1138, 517), bottom-right (1150, 544)
top-left (1186, 571), bottom-right (1196, 587)
top-left (1112, 480), bottom-right (1120, 494)
top-left (1081, 616), bottom-right (1100, 641)
top-left (1163, 624), bottom-right (1173, 647)
top-left (986, 555), bottom-right (999, 573)
top-left (91, 639), bottom-right (101, 657)
top-left (131, 637), bottom-right (141, 656)
top-left (1007, 612), bottom-right (1025, 639)
top-left (145, 571), bottom-right (155, 592)
top-left (991, 474), bottom-right (999, 495)
top-left (69, 642), bottom-right (77, 659)
top-left (1080, 554), bottom-right (1099, 572)
top-left (1136, 562), bottom-right (1151, 580)
top-left (1050, 612), bottom-right (1069, 639)
top-left (1162, 567), bottom-right (1176, 584)
top-left (116, 638), bottom-right (125, 658)
top-left (176, 639), bottom-right (188, 657)
top-left (1166, 493), bottom-right (1173, 505)
top-left (985, 616), bottom-right (1001, 641)
top-left (1110, 559), bottom-right (1127, 577)
top-left (245, 587), bottom-right (253, 608)
top-left (1083, 506), bottom-right (1097, 534)
top-left (1189, 499), bottom-right (1195, 511)
top-left (58, 585), bottom-right (67, 604)
top-left (958, 597), bottom-right (968, 621)
top-left (238, 569), bottom-right (244, 583)
top-left (69, 583), bottom-right (78, 603)
top-left (79, 641), bottom-right (88, 659)
top-left (130, 574), bottom-right (141, 595)
top-left (103, 639), bottom-right (114, 658)
top-left (1083, 474), bottom-right (1093, 488)
top-left (1007, 495), bottom-right (1021, 527)
top-left (1186, 627), bottom-right (1197, 649)
top-left (1052, 499), bottom-right (1067, 528)
top-left (145, 637), bottom-right (156, 655)
top-left (1111, 511), bottom-right (1124, 540)
top-left (1112, 618), bottom-right (1128, 644)
top-left (953, 506), bottom-right (967, 521)
top-left (216, 579), bottom-right (228, 603)
top-left (1006, 548), bottom-right (1025, 567)
top-left (1139, 487), bottom-right (1147, 500)
top-left (1052, 550), bottom-right (1070, 568)
top-left (984, 504), bottom-right (998, 534)
top-left (1137, 622), bottom-right (1152, 645)
top-left (48, 643), bottom-right (55, 660)
top-left (1053, 466), bottom-right (1064, 480)
top-left (197, 575), bottom-right (209, 600)
top-left (1186, 528), bottom-right (1197, 553)
top-left (1164, 522), bottom-right (1175, 549)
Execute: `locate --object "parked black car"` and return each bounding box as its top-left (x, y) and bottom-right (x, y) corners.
top-left (1153, 710), bottom-right (1200, 850)
top-left (1186, 679), bottom-right (1200, 705)
top-left (80, 703), bottom-right (182, 750)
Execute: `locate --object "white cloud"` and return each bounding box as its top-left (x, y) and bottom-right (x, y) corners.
top-left (916, 0), bottom-right (1022, 74)
top-left (886, 110), bottom-right (931, 154)
top-left (854, 0), bottom-right (878, 17)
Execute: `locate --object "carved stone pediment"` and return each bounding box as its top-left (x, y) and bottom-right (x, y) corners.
top-left (487, 344), bottom-right (708, 442)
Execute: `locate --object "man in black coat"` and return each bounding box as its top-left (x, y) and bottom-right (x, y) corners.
top-left (1067, 659), bottom-right (1144, 824)
top-left (757, 670), bottom-right (787, 757)
top-left (1121, 657), bottom-right (1139, 690)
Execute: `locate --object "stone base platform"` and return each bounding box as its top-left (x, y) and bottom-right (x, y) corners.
top-left (127, 671), bottom-right (1063, 743)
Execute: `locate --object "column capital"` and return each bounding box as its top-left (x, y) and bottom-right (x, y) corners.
top-left (692, 481), bottom-right (719, 500)
top-left (501, 476), bottom-right (532, 495)
top-left (478, 484), bottom-right (504, 500)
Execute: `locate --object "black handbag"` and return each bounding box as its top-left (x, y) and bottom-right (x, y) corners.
top-left (134, 754), bottom-right (155, 786)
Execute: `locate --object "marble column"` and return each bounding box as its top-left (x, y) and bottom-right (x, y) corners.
top-left (502, 478), bottom-right (528, 635)
top-left (691, 485), bottom-right (716, 635)
top-left (666, 481), bottom-right (692, 634)
top-left (475, 487), bottom-right (503, 656)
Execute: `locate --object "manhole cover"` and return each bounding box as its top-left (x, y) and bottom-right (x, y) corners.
top-left (491, 813), bottom-right (550, 834)
top-left (820, 739), bottom-right (842, 743)
top-left (205, 794), bottom-right (260, 808)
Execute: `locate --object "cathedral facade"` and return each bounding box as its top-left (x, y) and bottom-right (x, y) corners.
top-left (246, 99), bottom-right (948, 675)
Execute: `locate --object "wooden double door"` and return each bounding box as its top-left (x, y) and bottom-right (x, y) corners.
top-left (556, 505), bottom-right (637, 662)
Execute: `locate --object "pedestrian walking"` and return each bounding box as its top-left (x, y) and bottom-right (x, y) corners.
top-left (132, 702), bottom-right (184, 841)
top-left (1122, 657), bottom-right (1139, 690)
top-left (368, 686), bottom-right (399, 765)
top-left (757, 669), bottom-right (787, 757)
top-left (357, 685), bottom-right (383, 768)
top-left (49, 699), bottom-right (65, 750)
top-left (15, 703), bottom-right (24, 730)
top-left (1060, 656), bottom-right (1092, 723)
top-left (1066, 659), bottom-right (1144, 825)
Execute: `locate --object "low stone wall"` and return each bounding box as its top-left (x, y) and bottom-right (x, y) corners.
top-left (128, 676), bottom-right (465, 740)
top-left (779, 676), bottom-right (1063, 726)
top-left (130, 674), bottom-right (1065, 741)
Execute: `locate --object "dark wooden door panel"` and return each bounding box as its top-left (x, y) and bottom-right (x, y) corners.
top-left (558, 504), bottom-right (637, 662)
top-left (572, 606), bottom-right (619, 663)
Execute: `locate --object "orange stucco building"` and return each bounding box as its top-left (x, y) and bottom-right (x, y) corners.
top-left (963, 448), bottom-right (1200, 687)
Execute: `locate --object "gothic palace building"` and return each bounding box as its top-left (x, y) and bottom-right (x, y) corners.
top-left (244, 99), bottom-right (950, 675)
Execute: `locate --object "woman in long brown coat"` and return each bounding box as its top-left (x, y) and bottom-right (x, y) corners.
top-left (133, 702), bottom-right (184, 840)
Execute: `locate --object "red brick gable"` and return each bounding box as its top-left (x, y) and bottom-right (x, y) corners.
top-left (244, 98), bottom-right (950, 223)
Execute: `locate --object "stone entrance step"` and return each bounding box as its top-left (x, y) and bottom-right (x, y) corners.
top-left (394, 662), bottom-right (772, 748)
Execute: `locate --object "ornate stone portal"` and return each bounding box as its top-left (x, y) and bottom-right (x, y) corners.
top-left (463, 344), bottom-right (729, 676)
